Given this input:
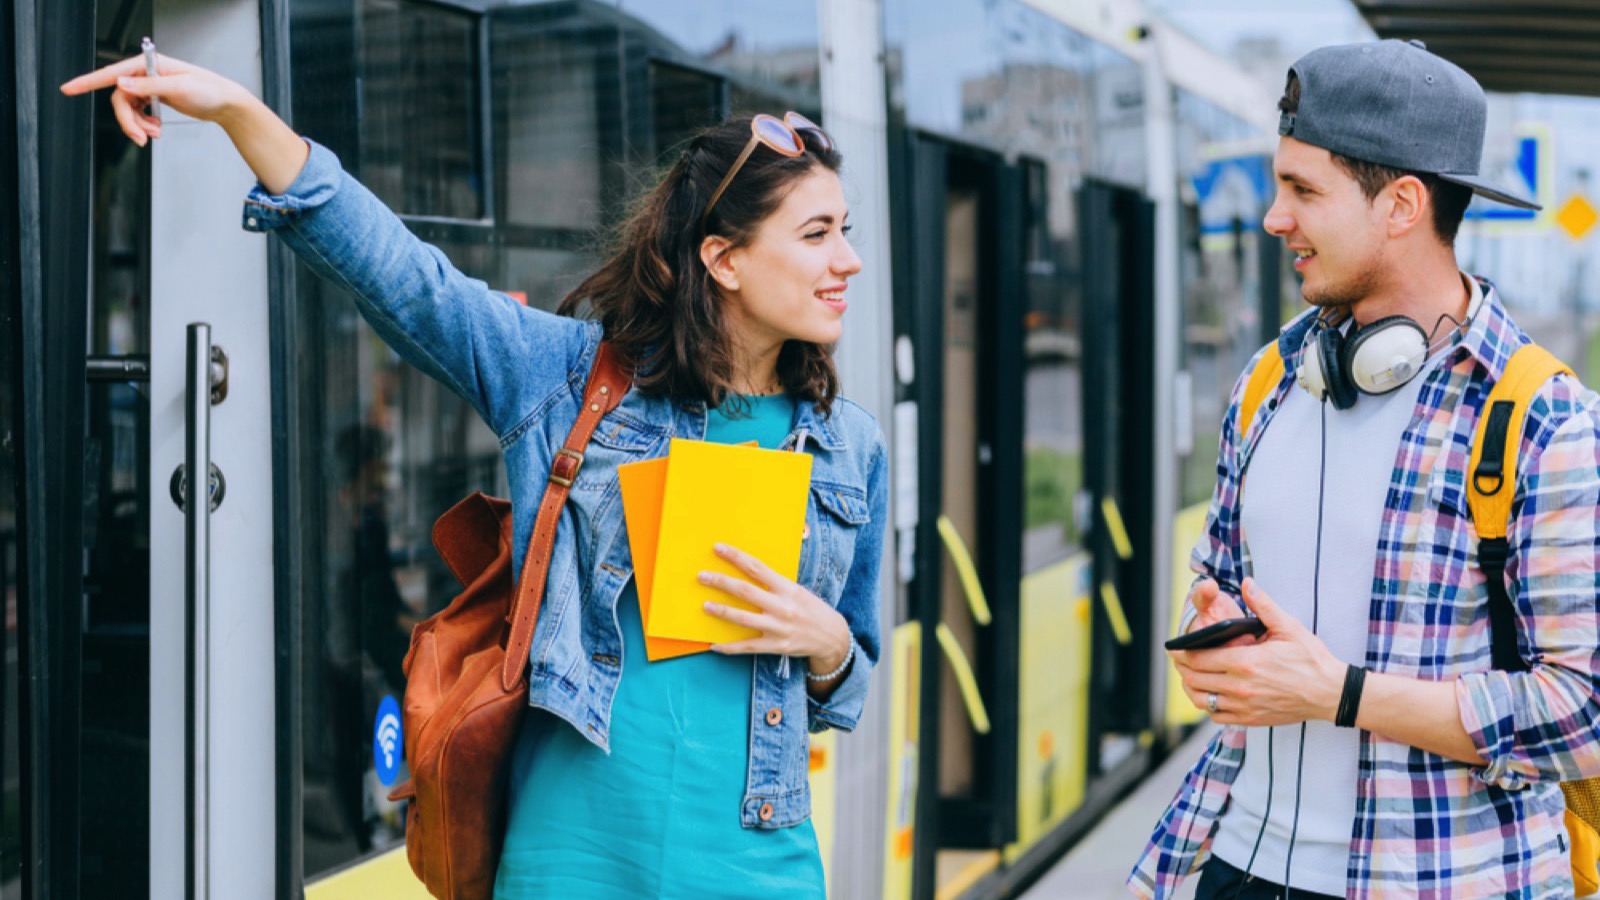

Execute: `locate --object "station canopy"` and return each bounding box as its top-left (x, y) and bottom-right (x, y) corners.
top-left (1353, 0), bottom-right (1600, 97)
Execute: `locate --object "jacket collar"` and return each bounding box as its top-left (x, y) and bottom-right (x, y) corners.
top-left (791, 399), bottom-right (847, 452)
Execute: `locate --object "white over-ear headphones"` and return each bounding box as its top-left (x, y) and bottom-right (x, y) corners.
top-left (1296, 315), bottom-right (1428, 410)
top-left (1297, 282), bottom-right (1484, 410)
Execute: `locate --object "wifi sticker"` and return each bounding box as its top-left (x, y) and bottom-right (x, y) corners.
top-left (373, 695), bottom-right (404, 787)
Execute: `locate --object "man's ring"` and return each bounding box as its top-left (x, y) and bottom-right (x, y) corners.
top-left (1206, 692), bottom-right (1219, 714)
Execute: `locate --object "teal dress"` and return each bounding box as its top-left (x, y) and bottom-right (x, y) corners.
top-left (495, 393), bottom-right (825, 899)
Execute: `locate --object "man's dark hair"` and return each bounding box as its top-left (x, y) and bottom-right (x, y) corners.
top-left (1280, 74), bottom-right (1473, 245)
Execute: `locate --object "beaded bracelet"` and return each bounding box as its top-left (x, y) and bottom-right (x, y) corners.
top-left (806, 642), bottom-right (855, 683)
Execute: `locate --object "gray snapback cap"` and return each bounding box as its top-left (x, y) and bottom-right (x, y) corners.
top-left (1279, 39), bottom-right (1539, 210)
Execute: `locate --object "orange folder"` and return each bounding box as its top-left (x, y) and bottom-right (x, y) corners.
top-left (618, 457), bottom-right (712, 661)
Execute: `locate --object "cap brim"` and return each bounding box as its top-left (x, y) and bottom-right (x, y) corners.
top-left (1438, 173), bottom-right (1541, 211)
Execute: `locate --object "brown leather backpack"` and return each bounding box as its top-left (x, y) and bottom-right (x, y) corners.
top-left (385, 342), bottom-right (630, 899)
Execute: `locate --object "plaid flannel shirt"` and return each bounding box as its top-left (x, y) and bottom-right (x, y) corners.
top-left (1128, 278), bottom-right (1600, 899)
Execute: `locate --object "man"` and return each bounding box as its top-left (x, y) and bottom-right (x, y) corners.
top-left (1128, 40), bottom-right (1600, 899)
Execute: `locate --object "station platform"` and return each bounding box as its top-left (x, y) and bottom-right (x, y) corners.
top-left (1020, 724), bottom-right (1218, 900)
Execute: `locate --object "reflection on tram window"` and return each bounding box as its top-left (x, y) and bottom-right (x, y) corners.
top-left (288, 0), bottom-right (822, 881)
top-left (80, 0), bottom-right (155, 890)
top-left (1, 148), bottom-right (18, 895)
top-left (1173, 90), bottom-right (1267, 509)
top-left (491, 7), bottom-right (613, 231)
top-left (359, 0), bottom-right (484, 220)
top-left (621, 0), bottom-right (821, 102)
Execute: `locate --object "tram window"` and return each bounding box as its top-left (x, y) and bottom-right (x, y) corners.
top-left (491, 9), bottom-right (610, 232)
top-left (1, 157), bottom-right (19, 896)
top-left (359, 0), bottom-right (484, 220)
top-left (1173, 90), bottom-right (1268, 510)
top-left (622, 0), bottom-right (821, 102)
top-left (1022, 165), bottom-right (1085, 575)
top-left (502, 247), bottom-right (594, 314)
top-left (652, 61), bottom-right (725, 159)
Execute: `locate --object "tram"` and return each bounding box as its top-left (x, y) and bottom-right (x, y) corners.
top-left (3, 0), bottom-right (1285, 897)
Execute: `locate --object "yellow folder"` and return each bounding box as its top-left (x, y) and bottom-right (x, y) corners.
top-left (645, 438), bottom-right (813, 645)
top-left (617, 457), bottom-right (712, 661)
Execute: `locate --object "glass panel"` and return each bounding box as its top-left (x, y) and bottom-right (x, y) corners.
top-left (79, 0), bottom-right (153, 895)
top-left (1, 23), bottom-right (18, 889)
top-left (1173, 89), bottom-right (1268, 509)
top-left (491, 5), bottom-right (613, 230)
top-left (651, 60), bottom-right (724, 158)
top-left (291, 3), bottom-right (503, 877)
top-left (290, 249), bottom-right (502, 878)
top-left (619, 0), bottom-right (821, 113)
top-left (885, 0), bottom-right (1120, 576)
top-left (359, 0), bottom-right (484, 219)
top-left (1021, 160), bottom-right (1083, 574)
top-left (938, 186), bottom-right (981, 798)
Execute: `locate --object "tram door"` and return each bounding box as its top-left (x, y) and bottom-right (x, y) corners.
top-left (1079, 180), bottom-right (1157, 773)
top-left (14, 0), bottom-right (278, 897)
top-left (899, 133), bottom-right (1026, 899)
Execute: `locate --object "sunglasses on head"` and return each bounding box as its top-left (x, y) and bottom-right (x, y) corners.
top-left (701, 111), bottom-right (833, 225)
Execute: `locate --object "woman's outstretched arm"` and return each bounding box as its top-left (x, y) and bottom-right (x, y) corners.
top-left (61, 53), bottom-right (594, 439)
top-left (61, 53), bottom-right (308, 195)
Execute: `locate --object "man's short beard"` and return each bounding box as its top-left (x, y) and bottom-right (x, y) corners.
top-left (1302, 267), bottom-right (1379, 311)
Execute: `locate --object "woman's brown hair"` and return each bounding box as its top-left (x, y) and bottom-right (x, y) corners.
top-left (557, 116), bottom-right (844, 414)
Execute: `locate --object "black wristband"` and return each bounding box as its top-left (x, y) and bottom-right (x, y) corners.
top-left (1335, 664), bottom-right (1367, 728)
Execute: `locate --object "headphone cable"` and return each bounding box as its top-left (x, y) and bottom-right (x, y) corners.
top-left (1282, 394), bottom-right (1331, 897)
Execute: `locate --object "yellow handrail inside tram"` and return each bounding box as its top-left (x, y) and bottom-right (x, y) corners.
top-left (936, 514), bottom-right (992, 626)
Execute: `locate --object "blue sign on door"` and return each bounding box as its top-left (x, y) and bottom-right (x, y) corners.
top-left (373, 695), bottom-right (404, 787)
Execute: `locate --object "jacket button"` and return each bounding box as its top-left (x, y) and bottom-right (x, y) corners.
top-left (765, 707), bottom-right (783, 726)
top-left (758, 803), bottom-right (774, 822)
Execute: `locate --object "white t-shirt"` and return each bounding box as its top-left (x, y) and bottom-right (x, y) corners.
top-left (1210, 317), bottom-right (1462, 894)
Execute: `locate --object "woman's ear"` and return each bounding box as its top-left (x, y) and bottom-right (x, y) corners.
top-left (700, 235), bottom-right (740, 292)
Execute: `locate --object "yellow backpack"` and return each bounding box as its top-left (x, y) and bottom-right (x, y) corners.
top-left (1239, 341), bottom-right (1600, 896)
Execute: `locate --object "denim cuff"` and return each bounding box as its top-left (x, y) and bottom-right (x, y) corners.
top-left (807, 634), bottom-right (870, 733)
top-left (242, 139), bottom-right (343, 233)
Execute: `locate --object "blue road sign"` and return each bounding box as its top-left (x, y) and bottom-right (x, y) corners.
top-left (1465, 135), bottom-right (1540, 222)
top-left (373, 695), bottom-right (403, 787)
top-left (1192, 155), bottom-right (1272, 235)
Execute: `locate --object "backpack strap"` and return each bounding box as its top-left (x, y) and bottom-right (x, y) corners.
top-left (501, 341), bottom-right (633, 691)
top-left (1468, 343), bottom-right (1572, 673)
top-left (1239, 342), bottom-right (1285, 441)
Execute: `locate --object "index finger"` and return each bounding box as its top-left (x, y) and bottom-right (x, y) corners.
top-left (713, 543), bottom-right (787, 591)
top-left (61, 55), bottom-right (159, 95)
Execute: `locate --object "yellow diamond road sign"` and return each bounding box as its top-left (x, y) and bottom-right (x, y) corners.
top-left (1557, 194), bottom-right (1597, 240)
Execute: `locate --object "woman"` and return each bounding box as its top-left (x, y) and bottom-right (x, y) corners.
top-left (64, 53), bottom-right (886, 898)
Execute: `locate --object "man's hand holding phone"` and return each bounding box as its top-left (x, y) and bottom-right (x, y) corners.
top-left (1175, 579), bottom-right (1257, 649)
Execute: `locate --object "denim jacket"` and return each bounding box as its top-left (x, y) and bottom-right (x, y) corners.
top-left (244, 141), bottom-right (887, 829)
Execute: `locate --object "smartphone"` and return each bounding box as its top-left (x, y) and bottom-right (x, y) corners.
top-left (1164, 616), bottom-right (1266, 651)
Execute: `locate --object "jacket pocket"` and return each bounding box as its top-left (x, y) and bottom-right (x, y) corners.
top-left (807, 481), bottom-right (871, 601)
top-left (574, 411), bottom-right (664, 492)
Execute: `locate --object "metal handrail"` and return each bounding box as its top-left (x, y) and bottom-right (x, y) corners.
top-left (185, 323), bottom-right (211, 900)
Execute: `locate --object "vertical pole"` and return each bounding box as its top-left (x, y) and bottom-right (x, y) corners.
top-left (1141, 27), bottom-right (1180, 741)
top-left (185, 323), bottom-right (212, 900)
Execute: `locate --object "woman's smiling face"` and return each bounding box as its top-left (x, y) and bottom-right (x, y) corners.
top-left (719, 166), bottom-right (862, 352)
